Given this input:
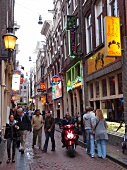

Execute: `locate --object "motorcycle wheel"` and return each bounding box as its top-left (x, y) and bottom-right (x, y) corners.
top-left (68, 145), bottom-right (75, 157)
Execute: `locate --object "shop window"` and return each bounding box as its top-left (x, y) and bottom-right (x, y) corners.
top-left (90, 83), bottom-right (93, 98)
top-left (102, 79), bottom-right (107, 96)
top-left (109, 76), bottom-right (115, 95)
top-left (95, 81), bottom-right (99, 97)
top-left (117, 73), bottom-right (123, 94)
top-left (75, 63), bottom-right (80, 77)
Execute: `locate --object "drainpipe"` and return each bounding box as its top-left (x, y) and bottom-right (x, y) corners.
top-left (123, 0), bottom-right (127, 133)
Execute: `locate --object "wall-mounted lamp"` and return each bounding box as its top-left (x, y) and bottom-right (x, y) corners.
top-left (0, 27), bottom-right (17, 62)
top-left (2, 28), bottom-right (17, 51)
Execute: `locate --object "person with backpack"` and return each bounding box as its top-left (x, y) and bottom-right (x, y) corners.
top-left (17, 108), bottom-right (32, 154)
top-left (4, 114), bottom-right (19, 163)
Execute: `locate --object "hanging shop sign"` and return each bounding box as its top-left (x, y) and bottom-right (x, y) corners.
top-left (66, 15), bottom-right (77, 58)
top-left (88, 48), bottom-right (115, 75)
top-left (104, 16), bottom-right (121, 57)
top-left (66, 15), bottom-right (77, 30)
top-left (51, 75), bottom-right (62, 100)
top-left (12, 70), bottom-right (21, 95)
top-left (41, 96), bottom-right (46, 105)
top-left (40, 82), bottom-right (46, 90)
top-left (67, 76), bottom-right (82, 92)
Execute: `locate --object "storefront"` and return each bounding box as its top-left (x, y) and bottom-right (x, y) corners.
top-left (87, 47), bottom-right (123, 132)
top-left (66, 61), bottom-right (83, 116)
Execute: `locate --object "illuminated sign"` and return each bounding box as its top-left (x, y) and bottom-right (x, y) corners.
top-left (12, 70), bottom-right (21, 95)
top-left (104, 16), bottom-right (121, 57)
top-left (51, 75), bottom-right (62, 100)
top-left (67, 76), bottom-right (82, 92)
top-left (88, 48), bottom-right (115, 75)
top-left (41, 96), bottom-right (46, 105)
top-left (66, 15), bottom-right (77, 30)
top-left (40, 82), bottom-right (46, 90)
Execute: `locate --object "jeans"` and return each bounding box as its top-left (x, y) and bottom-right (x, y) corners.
top-left (7, 139), bottom-right (16, 159)
top-left (20, 130), bottom-right (27, 150)
top-left (33, 128), bottom-right (42, 148)
top-left (43, 131), bottom-right (55, 151)
top-left (85, 129), bottom-right (95, 157)
top-left (97, 139), bottom-right (107, 158)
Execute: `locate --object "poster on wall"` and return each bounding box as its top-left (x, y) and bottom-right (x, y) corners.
top-left (88, 48), bottom-right (115, 75)
top-left (51, 75), bottom-right (62, 100)
top-left (12, 70), bottom-right (21, 95)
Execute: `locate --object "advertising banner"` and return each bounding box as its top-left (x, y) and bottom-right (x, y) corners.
top-left (51, 75), bottom-right (62, 100)
top-left (104, 16), bottom-right (121, 57)
top-left (12, 70), bottom-right (21, 95)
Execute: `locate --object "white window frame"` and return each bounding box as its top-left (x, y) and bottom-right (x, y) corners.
top-left (107, 0), bottom-right (119, 17)
top-left (85, 14), bottom-right (93, 54)
top-left (95, 0), bottom-right (104, 47)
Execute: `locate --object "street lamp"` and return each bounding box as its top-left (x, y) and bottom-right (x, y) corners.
top-left (2, 28), bottom-right (17, 51)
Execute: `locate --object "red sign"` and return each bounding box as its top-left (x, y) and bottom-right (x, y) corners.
top-left (40, 82), bottom-right (46, 90)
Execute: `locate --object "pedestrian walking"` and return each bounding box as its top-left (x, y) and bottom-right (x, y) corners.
top-left (95, 109), bottom-right (108, 159)
top-left (42, 110), bottom-right (55, 152)
top-left (83, 106), bottom-right (96, 158)
top-left (31, 109), bottom-right (44, 149)
top-left (17, 108), bottom-right (32, 154)
top-left (4, 114), bottom-right (19, 163)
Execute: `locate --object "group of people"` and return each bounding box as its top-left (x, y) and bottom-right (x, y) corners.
top-left (82, 106), bottom-right (108, 159)
top-left (4, 108), bottom-right (55, 163)
top-left (4, 105), bottom-right (108, 164)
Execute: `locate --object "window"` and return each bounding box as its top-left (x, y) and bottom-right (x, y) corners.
top-left (73, 0), bottom-right (78, 10)
top-left (90, 83), bottom-right (93, 98)
top-left (95, 0), bottom-right (103, 46)
top-left (102, 79), bottom-right (107, 96)
top-left (95, 81), bottom-right (100, 97)
top-left (86, 14), bottom-right (92, 53)
top-left (117, 73), bottom-right (122, 94)
top-left (64, 37), bottom-right (67, 59)
top-left (109, 76), bottom-right (115, 95)
top-left (107, 0), bottom-right (119, 17)
top-left (24, 86), bottom-right (26, 89)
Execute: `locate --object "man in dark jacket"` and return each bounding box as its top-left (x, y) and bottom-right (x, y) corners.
top-left (60, 112), bottom-right (75, 147)
top-left (17, 108), bottom-right (31, 154)
top-left (42, 110), bottom-right (55, 152)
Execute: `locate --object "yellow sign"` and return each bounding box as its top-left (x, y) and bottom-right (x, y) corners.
top-left (88, 48), bottom-right (115, 75)
top-left (104, 16), bottom-right (121, 57)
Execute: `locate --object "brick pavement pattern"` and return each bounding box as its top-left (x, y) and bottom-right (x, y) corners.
top-left (25, 130), bottom-right (126, 170)
top-left (0, 129), bottom-right (126, 170)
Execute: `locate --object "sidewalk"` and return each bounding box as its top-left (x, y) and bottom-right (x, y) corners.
top-left (55, 124), bottom-right (127, 168)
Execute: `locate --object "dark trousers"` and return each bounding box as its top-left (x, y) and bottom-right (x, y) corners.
top-left (43, 131), bottom-right (55, 151)
top-left (7, 139), bottom-right (16, 159)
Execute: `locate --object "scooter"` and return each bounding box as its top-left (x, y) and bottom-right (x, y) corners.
top-left (60, 124), bottom-right (79, 157)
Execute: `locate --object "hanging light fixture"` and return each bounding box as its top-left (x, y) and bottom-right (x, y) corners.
top-left (38, 15), bottom-right (43, 25)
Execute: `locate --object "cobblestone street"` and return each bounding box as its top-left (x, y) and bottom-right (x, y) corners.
top-left (20, 130), bottom-right (126, 170)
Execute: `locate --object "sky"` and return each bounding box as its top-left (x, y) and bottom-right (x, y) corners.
top-left (14, 0), bottom-right (53, 74)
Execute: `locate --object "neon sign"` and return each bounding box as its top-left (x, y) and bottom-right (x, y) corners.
top-left (67, 76), bottom-right (82, 92)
